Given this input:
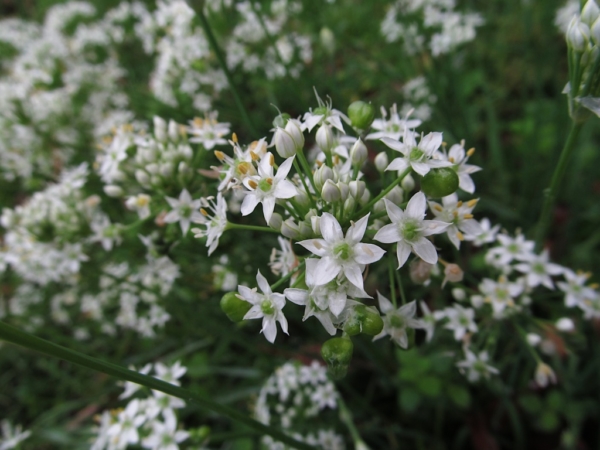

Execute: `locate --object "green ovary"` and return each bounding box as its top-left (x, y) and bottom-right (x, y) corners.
top-left (258, 178), bottom-right (272, 192)
top-left (334, 242), bottom-right (352, 260)
top-left (401, 220), bottom-right (420, 242)
top-left (409, 147), bottom-right (424, 161)
top-left (261, 299), bottom-right (275, 315)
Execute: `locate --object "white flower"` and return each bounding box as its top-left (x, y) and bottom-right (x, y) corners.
top-left (298, 213), bottom-right (385, 290)
top-left (98, 130), bottom-right (130, 183)
top-left (420, 300), bottom-right (436, 342)
top-left (125, 194), bottom-right (152, 219)
top-left (141, 408), bottom-right (189, 450)
top-left (428, 194), bottom-right (481, 249)
top-left (191, 193), bottom-right (228, 255)
top-left (557, 268), bottom-right (596, 308)
top-left (476, 276), bottom-right (523, 318)
top-left (241, 153), bottom-right (297, 223)
top-left (154, 361), bottom-right (187, 385)
top-left (0, 420), bottom-right (31, 450)
top-left (434, 304), bottom-right (478, 341)
top-left (556, 317), bottom-right (575, 332)
top-left (456, 349), bottom-right (499, 382)
top-left (107, 399), bottom-right (146, 448)
top-left (119, 363), bottom-right (153, 399)
top-left (464, 217), bottom-right (500, 246)
top-left (374, 193), bottom-right (449, 267)
top-left (381, 129), bottom-right (452, 176)
top-left (373, 294), bottom-right (424, 348)
top-left (238, 270), bottom-right (288, 343)
top-left (164, 188), bottom-right (203, 235)
top-left (269, 237), bottom-right (298, 277)
top-left (514, 250), bottom-right (563, 289)
top-left (486, 233), bottom-right (535, 267)
top-left (366, 104), bottom-right (422, 141)
top-left (534, 362), bottom-right (557, 388)
top-left (187, 112), bottom-right (230, 150)
top-left (445, 142), bottom-right (481, 193)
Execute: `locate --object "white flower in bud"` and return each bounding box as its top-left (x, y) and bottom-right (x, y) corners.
top-left (374, 152), bottom-right (388, 172)
top-left (401, 173), bottom-right (415, 192)
top-left (322, 179), bottom-right (341, 202)
top-left (567, 16), bottom-right (590, 52)
top-left (294, 189), bottom-right (311, 208)
top-left (135, 169), bottom-right (150, 187)
top-left (409, 258), bottom-right (433, 284)
top-left (160, 162), bottom-right (173, 177)
top-left (556, 317), bottom-right (575, 332)
top-left (153, 116), bottom-right (167, 142)
top-left (344, 196), bottom-right (356, 213)
top-left (452, 288), bottom-right (466, 301)
top-left (281, 218), bottom-right (301, 239)
top-left (316, 124), bottom-right (335, 153)
top-left (349, 180), bottom-right (366, 199)
top-left (145, 163), bottom-right (159, 174)
top-left (151, 175), bottom-right (161, 185)
top-left (359, 188), bottom-right (371, 206)
top-left (311, 215), bottom-right (321, 235)
top-left (285, 119), bottom-right (304, 149)
top-left (178, 161), bottom-right (190, 174)
top-left (443, 263), bottom-right (464, 287)
top-left (168, 120), bottom-right (179, 141)
top-left (274, 127), bottom-right (297, 158)
top-left (104, 185), bottom-right (123, 197)
top-left (320, 27), bottom-right (335, 55)
top-left (337, 181), bottom-right (349, 202)
top-left (592, 17), bottom-right (600, 46)
top-left (298, 221), bottom-right (313, 238)
top-left (374, 199), bottom-right (385, 213)
top-left (314, 164), bottom-right (334, 191)
top-left (526, 333), bottom-right (541, 346)
top-left (350, 139), bottom-right (368, 167)
top-left (582, 0), bottom-right (600, 26)
top-left (534, 362), bottom-right (557, 388)
top-left (385, 185), bottom-right (403, 205)
top-left (269, 212), bottom-right (283, 231)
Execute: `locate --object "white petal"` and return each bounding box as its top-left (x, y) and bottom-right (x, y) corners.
top-left (377, 291), bottom-right (394, 313)
top-left (312, 257), bottom-right (341, 286)
top-left (256, 270), bottom-right (271, 295)
top-left (274, 180), bottom-right (297, 199)
top-left (411, 161), bottom-right (430, 176)
top-left (374, 223), bottom-right (401, 244)
top-left (412, 238), bottom-right (438, 265)
top-left (262, 197), bottom-right (276, 224)
top-left (380, 137), bottom-right (405, 152)
top-left (343, 263), bottom-right (364, 290)
top-left (347, 214), bottom-right (370, 244)
top-left (297, 239), bottom-right (329, 257)
top-left (398, 300), bottom-right (417, 318)
top-left (385, 158), bottom-right (409, 172)
top-left (419, 132), bottom-right (442, 154)
top-left (284, 288), bottom-right (308, 305)
top-left (320, 213), bottom-right (343, 243)
top-left (315, 312), bottom-right (337, 335)
top-left (458, 174), bottom-right (475, 194)
top-left (329, 293), bottom-right (347, 317)
top-left (421, 220), bottom-right (450, 236)
top-left (354, 243), bottom-right (385, 264)
top-left (276, 156), bottom-right (295, 180)
top-left (277, 312), bottom-right (289, 335)
top-left (384, 198), bottom-right (405, 223)
top-left (405, 192), bottom-right (427, 220)
top-left (244, 305), bottom-right (264, 320)
top-left (241, 193), bottom-right (259, 216)
top-left (396, 241), bottom-right (412, 268)
top-left (261, 317), bottom-right (277, 343)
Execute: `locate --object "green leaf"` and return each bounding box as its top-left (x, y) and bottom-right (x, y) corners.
top-left (399, 388), bottom-right (421, 412)
top-left (416, 376), bottom-right (442, 398)
top-left (538, 411), bottom-right (560, 432)
top-left (519, 394), bottom-right (542, 414)
top-left (448, 384), bottom-right (471, 409)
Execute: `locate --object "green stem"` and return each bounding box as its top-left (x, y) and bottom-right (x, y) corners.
top-left (293, 159), bottom-right (317, 210)
top-left (0, 321), bottom-right (315, 450)
top-left (193, 3), bottom-right (258, 137)
top-left (225, 223), bottom-right (279, 233)
top-left (533, 122), bottom-right (583, 251)
top-left (271, 261), bottom-right (305, 290)
top-left (352, 167), bottom-right (411, 220)
top-left (337, 394), bottom-right (369, 449)
top-left (388, 253), bottom-right (397, 308)
top-left (249, 2), bottom-right (289, 77)
top-left (395, 268), bottom-right (407, 306)
top-left (297, 149), bottom-right (318, 195)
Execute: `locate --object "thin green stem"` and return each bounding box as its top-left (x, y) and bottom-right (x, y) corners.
top-left (192, 2), bottom-right (258, 137)
top-left (388, 252), bottom-right (397, 308)
top-left (293, 159), bottom-right (317, 210)
top-left (337, 394), bottom-right (369, 448)
top-left (533, 122), bottom-right (583, 251)
top-left (352, 167), bottom-right (411, 221)
top-left (0, 321), bottom-right (315, 450)
top-left (297, 150), bottom-right (318, 195)
top-left (271, 261), bottom-right (305, 291)
top-left (225, 223), bottom-right (279, 234)
top-left (395, 269), bottom-right (407, 306)
top-left (249, 2), bottom-right (289, 77)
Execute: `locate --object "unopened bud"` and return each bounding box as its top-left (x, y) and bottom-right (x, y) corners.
top-left (321, 336), bottom-right (354, 380)
top-left (347, 101), bottom-right (375, 130)
top-left (442, 263), bottom-right (464, 287)
top-left (567, 16), bottom-right (590, 52)
top-left (314, 164), bottom-right (334, 191)
top-left (316, 124), bottom-right (335, 153)
top-left (298, 221), bottom-right (313, 238)
top-left (582, 0), bottom-right (600, 26)
top-left (343, 196), bottom-right (356, 214)
top-left (135, 169), bottom-right (150, 187)
top-left (409, 259), bottom-right (433, 284)
top-left (385, 185), bottom-right (404, 206)
top-left (592, 17), bottom-right (600, 46)
top-left (320, 27), bottom-right (335, 55)
top-left (452, 288), bottom-right (466, 301)
top-left (285, 119), bottom-right (304, 150)
top-left (311, 215), bottom-right (321, 236)
top-left (343, 305), bottom-right (384, 336)
top-left (145, 163), bottom-right (159, 174)
top-left (274, 128), bottom-right (297, 158)
top-left (322, 179), bottom-right (341, 202)
top-left (401, 173), bottom-right (415, 192)
top-left (104, 185), bottom-right (123, 197)
top-left (153, 116), bottom-right (167, 142)
top-left (526, 333), bottom-right (542, 346)
top-left (178, 161), bottom-right (190, 174)
top-left (281, 218), bottom-right (301, 239)
top-left (359, 188), bottom-right (371, 206)
top-left (556, 317), bottom-right (575, 332)
top-left (168, 120), bottom-right (179, 141)
top-left (534, 362), bottom-right (557, 388)
top-left (350, 139), bottom-right (368, 167)
top-left (221, 292), bottom-right (251, 322)
top-left (337, 181), bottom-right (349, 202)
top-left (294, 189), bottom-right (310, 208)
top-left (349, 180), bottom-right (366, 199)
top-left (374, 199), bottom-right (386, 213)
top-left (160, 162), bottom-right (173, 177)
top-left (269, 212), bottom-right (283, 231)
top-left (374, 152), bottom-right (388, 172)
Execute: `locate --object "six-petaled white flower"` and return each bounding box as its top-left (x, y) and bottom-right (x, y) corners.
top-left (373, 293), bottom-right (424, 348)
top-left (164, 188), bottom-right (203, 235)
top-left (374, 193), bottom-right (449, 267)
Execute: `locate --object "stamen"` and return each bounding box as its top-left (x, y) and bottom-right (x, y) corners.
top-left (214, 151), bottom-right (225, 161)
top-left (266, 178), bottom-right (273, 185)
top-left (448, 157), bottom-right (455, 163)
top-left (463, 213), bottom-right (474, 219)
top-left (457, 231), bottom-right (464, 241)
top-left (434, 204), bottom-right (443, 212)
top-left (467, 148), bottom-right (475, 157)
top-left (232, 133), bottom-right (238, 143)
top-left (456, 201), bottom-right (463, 208)
top-left (248, 180), bottom-right (258, 189)
top-left (200, 208), bottom-right (209, 216)
top-left (269, 153), bottom-right (275, 166)
top-left (467, 199), bottom-right (479, 207)
top-left (250, 151), bottom-right (259, 161)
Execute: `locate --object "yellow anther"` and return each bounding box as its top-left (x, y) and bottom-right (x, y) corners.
top-left (248, 179), bottom-right (258, 189)
top-left (315, 160), bottom-right (323, 167)
top-left (442, 141), bottom-right (447, 147)
top-left (467, 199), bottom-right (478, 207)
top-left (448, 157), bottom-right (455, 163)
top-left (214, 151), bottom-right (226, 161)
top-left (250, 151), bottom-right (259, 161)
top-left (590, 283), bottom-right (599, 289)
top-left (434, 204), bottom-right (443, 212)
top-left (266, 177), bottom-right (273, 185)
top-left (238, 163), bottom-right (249, 175)
top-left (467, 147), bottom-right (476, 157)
top-left (232, 132), bottom-right (238, 143)
top-left (507, 299), bottom-right (515, 307)
top-left (453, 211), bottom-right (458, 218)
top-left (333, 155), bottom-right (340, 165)
top-left (457, 231), bottom-right (464, 241)
top-left (269, 153), bottom-right (275, 166)
top-left (499, 275), bottom-right (507, 283)
top-left (463, 213), bottom-right (474, 219)
top-left (200, 208), bottom-right (209, 216)
top-left (456, 200), bottom-right (463, 208)
top-left (193, 117), bottom-right (204, 126)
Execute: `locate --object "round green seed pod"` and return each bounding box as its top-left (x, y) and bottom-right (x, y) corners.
top-left (357, 305), bottom-right (384, 336)
top-left (420, 167), bottom-right (459, 198)
top-left (220, 292), bottom-right (251, 323)
top-left (321, 337), bottom-right (354, 379)
top-left (347, 101), bottom-right (375, 130)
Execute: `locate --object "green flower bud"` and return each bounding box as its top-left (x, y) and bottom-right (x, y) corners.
top-left (321, 336), bottom-right (354, 379)
top-left (420, 167), bottom-right (459, 198)
top-left (272, 113), bottom-right (291, 129)
top-left (343, 305), bottom-right (384, 336)
top-left (348, 101), bottom-right (375, 130)
top-left (220, 292), bottom-right (251, 322)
